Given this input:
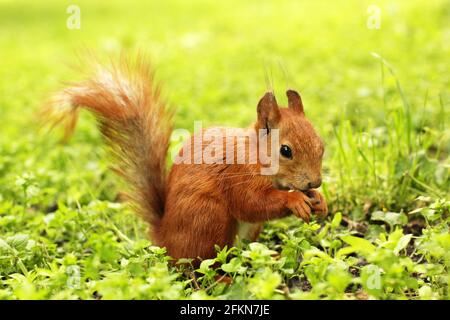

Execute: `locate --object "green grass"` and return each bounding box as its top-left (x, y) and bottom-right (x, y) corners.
top-left (0, 0), bottom-right (449, 299)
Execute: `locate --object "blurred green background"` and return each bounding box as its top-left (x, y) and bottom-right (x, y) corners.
top-left (1, 0), bottom-right (448, 132)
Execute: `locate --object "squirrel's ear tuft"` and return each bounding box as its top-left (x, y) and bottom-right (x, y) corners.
top-left (257, 91), bottom-right (281, 131)
top-left (286, 89), bottom-right (304, 115)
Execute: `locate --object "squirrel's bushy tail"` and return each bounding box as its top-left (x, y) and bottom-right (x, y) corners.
top-left (45, 55), bottom-right (173, 228)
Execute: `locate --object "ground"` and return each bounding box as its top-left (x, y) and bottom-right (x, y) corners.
top-left (0, 0), bottom-right (448, 299)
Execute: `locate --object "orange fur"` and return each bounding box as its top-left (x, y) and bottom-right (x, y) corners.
top-left (45, 56), bottom-right (328, 264)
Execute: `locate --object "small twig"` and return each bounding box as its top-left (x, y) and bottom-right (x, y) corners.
top-left (190, 271), bottom-right (200, 290)
top-left (341, 215), bottom-right (368, 234)
top-left (204, 274), bottom-right (230, 292)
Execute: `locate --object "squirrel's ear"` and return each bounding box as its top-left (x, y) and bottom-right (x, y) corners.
top-left (286, 89), bottom-right (304, 115)
top-left (257, 92), bottom-right (281, 131)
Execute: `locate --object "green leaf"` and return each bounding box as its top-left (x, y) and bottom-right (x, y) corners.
top-left (248, 268), bottom-right (281, 299)
top-left (371, 211), bottom-right (407, 228)
top-left (197, 259), bottom-right (216, 275)
top-left (331, 212), bottom-right (342, 229)
top-left (7, 234), bottom-right (29, 251)
top-left (394, 234), bottom-right (412, 255)
top-left (221, 257), bottom-right (245, 273)
top-left (327, 265), bottom-right (352, 293)
top-left (336, 246), bottom-right (355, 258)
top-left (0, 238), bottom-right (12, 252)
top-left (341, 235), bottom-right (376, 255)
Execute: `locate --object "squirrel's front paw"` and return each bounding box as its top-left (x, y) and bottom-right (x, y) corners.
top-left (286, 192), bottom-right (312, 223)
top-left (306, 189), bottom-right (328, 218)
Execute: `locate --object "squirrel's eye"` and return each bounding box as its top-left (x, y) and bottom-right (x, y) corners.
top-left (280, 145), bottom-right (292, 159)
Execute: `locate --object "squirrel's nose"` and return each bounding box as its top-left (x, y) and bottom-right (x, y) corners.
top-left (307, 178), bottom-right (322, 189)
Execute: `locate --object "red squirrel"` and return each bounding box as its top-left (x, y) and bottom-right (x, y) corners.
top-left (45, 56), bottom-right (328, 263)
